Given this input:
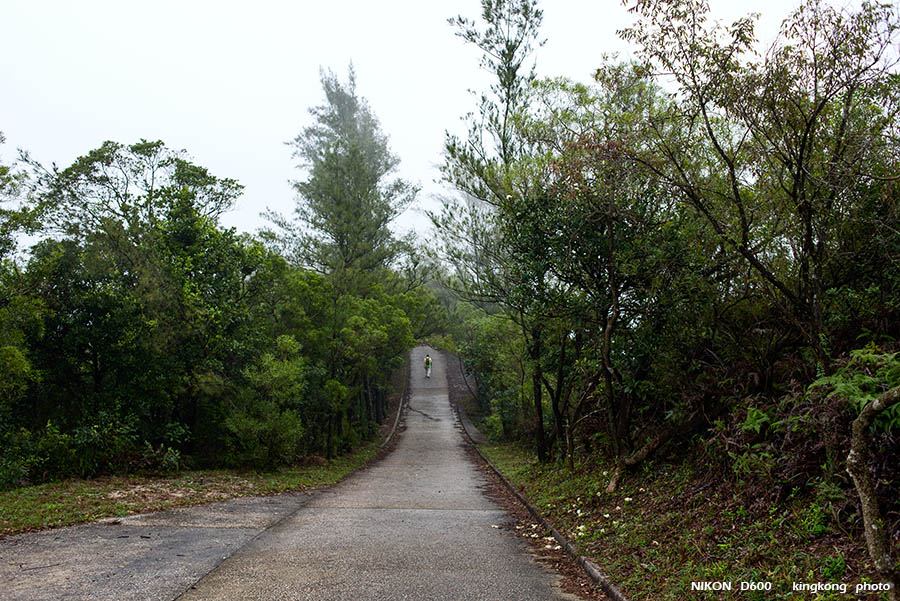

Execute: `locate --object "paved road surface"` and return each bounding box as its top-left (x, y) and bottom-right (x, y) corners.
top-left (1, 346), bottom-right (577, 600)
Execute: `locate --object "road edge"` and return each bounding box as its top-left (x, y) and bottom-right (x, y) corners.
top-left (381, 351), bottom-right (410, 449)
top-left (441, 350), bottom-right (630, 601)
top-left (174, 352), bottom-right (412, 600)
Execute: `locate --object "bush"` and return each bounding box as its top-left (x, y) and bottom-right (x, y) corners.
top-left (0, 422), bottom-right (74, 488)
top-left (484, 413), bottom-right (505, 441)
top-left (224, 401), bottom-right (305, 470)
top-left (33, 421), bottom-right (77, 478)
top-left (140, 442), bottom-right (183, 473)
top-left (69, 413), bottom-right (139, 477)
top-left (0, 414), bottom-right (144, 489)
top-left (0, 453), bottom-right (27, 490)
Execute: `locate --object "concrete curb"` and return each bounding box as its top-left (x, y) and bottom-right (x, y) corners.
top-left (442, 352), bottom-right (629, 601)
top-left (381, 352), bottom-right (410, 449)
top-left (475, 450), bottom-right (629, 601)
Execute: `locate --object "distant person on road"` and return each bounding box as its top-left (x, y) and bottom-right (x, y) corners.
top-left (424, 354), bottom-right (432, 378)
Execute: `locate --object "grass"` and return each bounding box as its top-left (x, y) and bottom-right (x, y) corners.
top-left (0, 440), bottom-right (380, 537)
top-left (480, 442), bottom-right (891, 601)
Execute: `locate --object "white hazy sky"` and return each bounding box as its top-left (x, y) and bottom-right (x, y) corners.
top-left (1, 0), bottom-right (799, 239)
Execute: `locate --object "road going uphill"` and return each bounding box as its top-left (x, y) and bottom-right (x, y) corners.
top-left (0, 347), bottom-right (580, 601)
top-left (178, 346), bottom-right (576, 600)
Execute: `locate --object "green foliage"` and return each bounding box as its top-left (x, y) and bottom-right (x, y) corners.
top-left (0, 132), bottom-right (429, 488)
top-left (812, 345), bottom-right (900, 430)
top-left (439, 9), bottom-right (900, 543)
top-left (0, 345), bottom-right (33, 405)
top-left (141, 442), bottom-right (183, 473)
top-left (823, 553), bottom-right (847, 580)
top-left (0, 455), bottom-right (27, 490)
top-left (0, 415), bottom-right (141, 486)
top-left (619, 0), bottom-right (900, 370)
top-left (30, 139), bottom-right (242, 239)
top-left (483, 412), bottom-right (505, 442)
top-left (0, 132), bottom-right (43, 258)
top-left (481, 440), bottom-right (873, 601)
top-left (224, 405), bottom-right (305, 471)
top-left (267, 66), bottom-right (416, 275)
top-left (729, 444), bottom-right (776, 480)
top-left (447, 0), bottom-right (544, 170)
top-left (741, 407), bottom-right (771, 436)
top-left (224, 335), bottom-right (308, 469)
top-left (69, 414), bottom-right (139, 477)
top-left (792, 502), bottom-right (829, 541)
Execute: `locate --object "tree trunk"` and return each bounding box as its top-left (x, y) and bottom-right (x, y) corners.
top-left (606, 406), bottom-right (726, 493)
top-left (530, 324), bottom-right (548, 463)
top-left (374, 385), bottom-right (383, 424)
top-left (602, 203), bottom-right (624, 458)
top-left (846, 385), bottom-right (899, 599)
top-left (325, 414), bottom-right (334, 460)
top-left (364, 375), bottom-right (374, 425)
top-left (549, 331), bottom-right (568, 458)
top-left (457, 354), bottom-right (478, 404)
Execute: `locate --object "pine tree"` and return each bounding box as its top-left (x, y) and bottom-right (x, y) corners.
top-left (267, 67), bottom-right (416, 280)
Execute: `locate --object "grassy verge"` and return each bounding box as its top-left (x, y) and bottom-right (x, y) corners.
top-left (0, 441), bottom-right (380, 537)
top-left (480, 442), bottom-right (889, 601)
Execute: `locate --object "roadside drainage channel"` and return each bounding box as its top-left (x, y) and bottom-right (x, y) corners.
top-left (446, 371), bottom-right (629, 601)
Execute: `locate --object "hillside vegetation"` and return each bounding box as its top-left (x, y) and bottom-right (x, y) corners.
top-left (0, 71), bottom-right (443, 488)
top-left (1, 0), bottom-right (897, 596)
top-left (432, 0), bottom-right (900, 596)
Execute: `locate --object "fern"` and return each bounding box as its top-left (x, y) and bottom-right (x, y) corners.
top-left (812, 344), bottom-right (900, 431)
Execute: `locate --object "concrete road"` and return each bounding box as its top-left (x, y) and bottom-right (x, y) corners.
top-left (1, 346), bottom-right (578, 600)
top-left (0, 490), bottom-right (313, 600)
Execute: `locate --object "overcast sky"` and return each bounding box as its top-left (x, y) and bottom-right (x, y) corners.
top-left (1, 0), bottom-right (800, 239)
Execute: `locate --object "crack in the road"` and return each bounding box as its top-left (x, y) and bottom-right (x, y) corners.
top-left (407, 405), bottom-right (441, 421)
